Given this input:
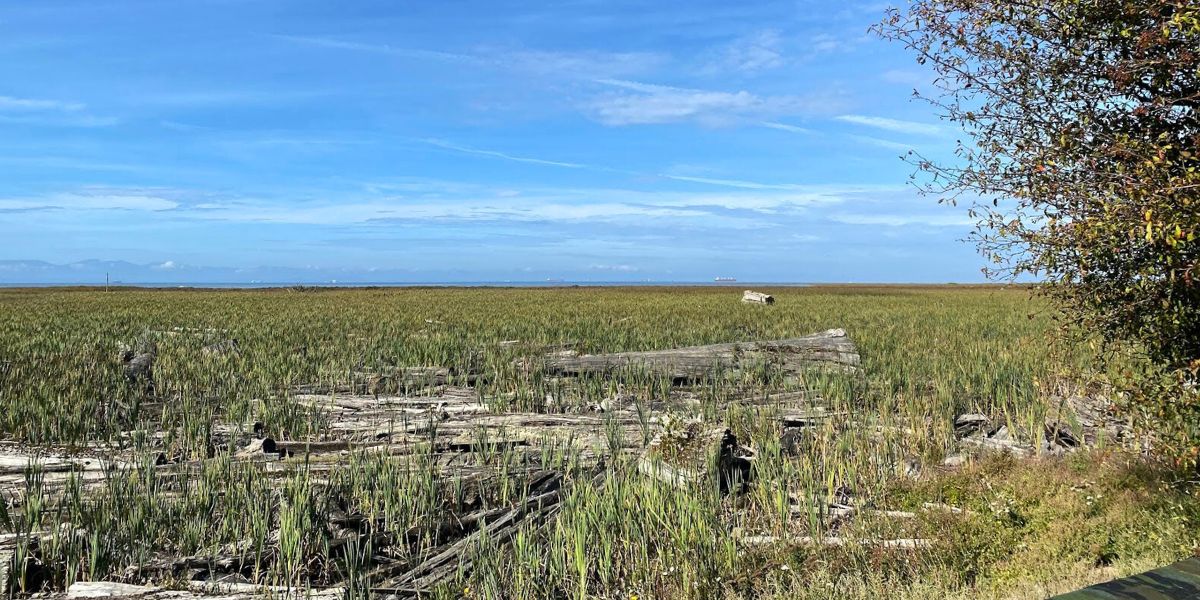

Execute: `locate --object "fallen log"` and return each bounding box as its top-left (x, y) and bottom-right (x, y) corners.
top-left (957, 436), bottom-right (1033, 458)
top-left (541, 329), bottom-right (859, 380)
top-left (294, 367), bottom-right (479, 396)
top-left (1, 546), bottom-right (10, 596)
top-left (64, 580), bottom-right (345, 600)
top-left (742, 290), bottom-right (774, 305)
top-left (734, 533), bottom-right (933, 549)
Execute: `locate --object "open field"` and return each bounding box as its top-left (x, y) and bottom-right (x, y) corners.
top-left (0, 286), bottom-right (1196, 599)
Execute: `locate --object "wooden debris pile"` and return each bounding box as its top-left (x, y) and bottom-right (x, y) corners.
top-left (541, 328), bottom-right (860, 380)
top-left (950, 412), bottom-right (1083, 460)
top-left (3, 330), bottom-right (876, 598)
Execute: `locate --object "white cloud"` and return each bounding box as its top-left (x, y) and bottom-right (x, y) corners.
top-left (0, 113), bottom-right (119, 127)
top-left (274, 34), bottom-right (476, 63)
top-left (831, 213), bottom-right (973, 227)
top-left (501, 49), bottom-right (665, 78)
top-left (588, 79), bottom-right (831, 126)
top-left (848, 134), bottom-right (914, 152)
top-left (0, 193), bottom-right (179, 212)
top-left (808, 33), bottom-right (845, 55)
top-left (0, 95), bottom-right (114, 127)
top-left (760, 121), bottom-right (814, 134)
top-left (704, 30), bottom-right (785, 73)
top-left (589, 264), bottom-right (639, 272)
top-left (3, 182), bottom-right (920, 235)
top-left (136, 89), bottom-right (331, 107)
top-left (276, 34), bottom-right (663, 79)
top-left (184, 199), bottom-right (711, 226)
top-left (412, 139), bottom-right (835, 192)
top-left (836, 114), bottom-right (943, 136)
top-left (155, 260), bottom-right (177, 270)
top-left (420, 139), bottom-right (587, 169)
top-left (658, 174), bottom-right (809, 190)
top-left (0, 95), bottom-right (85, 112)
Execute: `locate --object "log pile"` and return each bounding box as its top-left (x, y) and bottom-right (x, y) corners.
top-left (541, 328), bottom-right (860, 380)
top-left (4, 330), bottom-right (868, 599)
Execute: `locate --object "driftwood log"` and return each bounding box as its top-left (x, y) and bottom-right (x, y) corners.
top-left (541, 329), bottom-right (859, 379)
top-left (63, 581), bottom-right (345, 600)
top-left (742, 290), bottom-right (774, 305)
top-left (733, 533), bottom-right (933, 549)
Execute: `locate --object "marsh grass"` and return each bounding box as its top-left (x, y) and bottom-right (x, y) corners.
top-left (0, 286), bottom-right (1195, 598)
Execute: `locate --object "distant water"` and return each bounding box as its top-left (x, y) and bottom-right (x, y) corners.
top-left (0, 281), bottom-right (816, 289)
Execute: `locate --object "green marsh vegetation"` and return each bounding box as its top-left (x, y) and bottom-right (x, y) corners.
top-left (0, 285), bottom-right (1196, 599)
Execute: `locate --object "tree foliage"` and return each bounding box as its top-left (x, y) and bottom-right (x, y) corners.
top-left (875, 0), bottom-right (1200, 461)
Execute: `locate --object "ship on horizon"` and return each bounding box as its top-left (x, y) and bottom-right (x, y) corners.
top-left (713, 277), bottom-right (736, 282)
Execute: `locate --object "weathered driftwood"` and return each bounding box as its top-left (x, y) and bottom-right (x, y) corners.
top-left (295, 367), bottom-right (478, 396)
top-left (12, 349), bottom-right (871, 599)
top-left (790, 503), bottom-right (916, 521)
top-left (742, 290), bottom-right (774, 305)
top-left (922, 502), bottom-right (973, 515)
top-left (541, 329), bottom-right (859, 380)
top-left (957, 436), bottom-right (1033, 458)
top-left (1, 546), bottom-right (10, 595)
top-left (285, 383), bottom-right (665, 459)
top-left (0, 446), bottom-right (130, 491)
top-left (370, 470), bottom-right (580, 597)
top-left (63, 580), bottom-right (345, 600)
top-left (66, 581), bottom-right (157, 599)
top-left (201, 338), bottom-right (240, 356)
top-left (734, 533), bottom-right (933, 549)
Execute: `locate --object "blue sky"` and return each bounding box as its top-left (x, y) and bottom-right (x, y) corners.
top-left (0, 0), bottom-right (982, 284)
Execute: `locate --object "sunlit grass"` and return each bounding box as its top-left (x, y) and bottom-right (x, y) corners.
top-left (0, 285), bottom-right (1194, 599)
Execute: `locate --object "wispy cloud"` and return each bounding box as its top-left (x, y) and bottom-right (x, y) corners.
top-left (807, 33), bottom-right (846, 56)
top-left (0, 94), bottom-right (116, 126)
top-left (0, 95), bottom-right (85, 112)
top-left (848, 134), bottom-right (914, 152)
top-left (186, 199), bottom-right (713, 226)
top-left (0, 155), bottom-right (145, 172)
top-left (413, 138), bottom-right (837, 193)
top-left (0, 192), bottom-right (179, 212)
top-left (274, 34), bottom-right (476, 63)
top-left (5, 181), bottom-right (904, 229)
top-left (760, 121), bottom-right (814, 134)
top-left (658, 174), bottom-right (809, 190)
top-left (420, 139), bottom-right (587, 169)
top-left (830, 212), bottom-right (973, 227)
top-left (136, 89), bottom-right (333, 107)
top-left (835, 114), bottom-right (942, 136)
top-left (587, 79), bottom-right (835, 126)
top-left (498, 48), bottom-right (665, 78)
top-left (276, 35), bottom-right (663, 79)
top-left (589, 263), bottom-right (639, 272)
top-left (0, 113), bottom-right (118, 127)
top-left (702, 30), bottom-right (785, 73)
